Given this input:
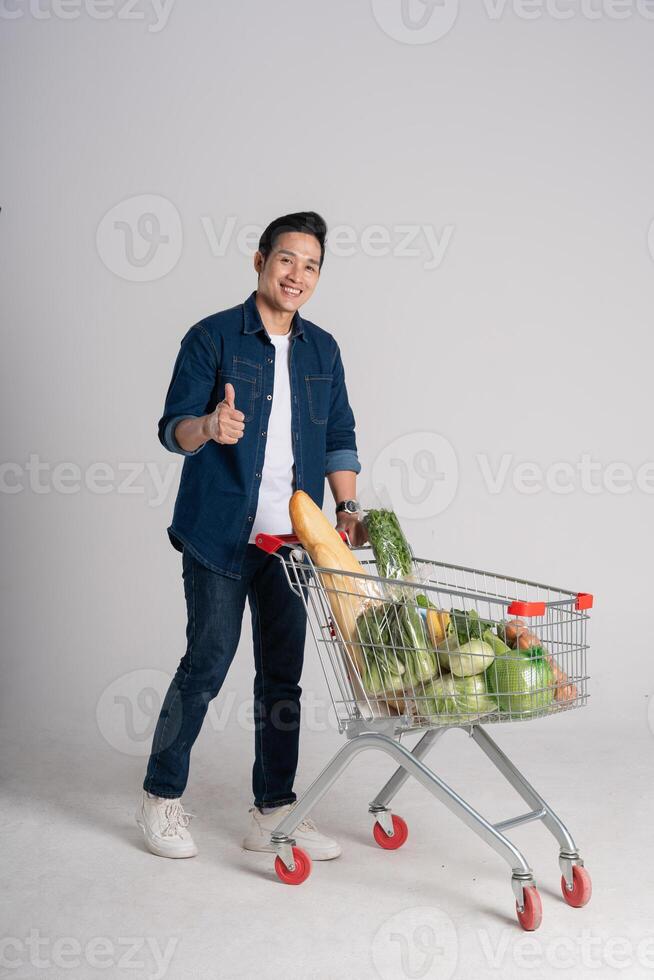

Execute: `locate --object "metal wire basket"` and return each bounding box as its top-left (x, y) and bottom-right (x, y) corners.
top-left (257, 534), bottom-right (591, 737)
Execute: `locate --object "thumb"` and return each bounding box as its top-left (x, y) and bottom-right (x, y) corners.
top-left (223, 382), bottom-right (236, 409)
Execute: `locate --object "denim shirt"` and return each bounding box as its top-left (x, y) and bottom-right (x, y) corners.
top-left (158, 290), bottom-right (361, 578)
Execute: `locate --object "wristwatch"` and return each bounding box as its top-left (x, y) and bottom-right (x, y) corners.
top-left (335, 499), bottom-right (361, 515)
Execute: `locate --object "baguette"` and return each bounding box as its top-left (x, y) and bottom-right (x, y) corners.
top-left (289, 491), bottom-right (381, 680)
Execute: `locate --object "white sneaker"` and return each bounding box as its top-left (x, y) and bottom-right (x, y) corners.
top-left (242, 804), bottom-right (341, 861)
top-left (135, 790), bottom-right (198, 859)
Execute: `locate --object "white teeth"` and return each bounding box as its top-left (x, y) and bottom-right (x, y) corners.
top-left (282, 285), bottom-right (300, 295)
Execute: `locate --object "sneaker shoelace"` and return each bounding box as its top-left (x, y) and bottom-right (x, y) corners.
top-left (161, 801), bottom-right (195, 838)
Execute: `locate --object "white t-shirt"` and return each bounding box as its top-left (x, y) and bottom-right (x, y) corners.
top-left (248, 331), bottom-right (294, 542)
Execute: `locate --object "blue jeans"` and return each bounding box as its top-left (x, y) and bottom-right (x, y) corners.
top-left (143, 545), bottom-right (307, 808)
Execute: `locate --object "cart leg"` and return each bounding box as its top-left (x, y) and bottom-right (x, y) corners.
top-left (270, 732), bottom-right (535, 896)
top-left (369, 728), bottom-right (445, 812)
top-left (470, 725), bottom-right (584, 888)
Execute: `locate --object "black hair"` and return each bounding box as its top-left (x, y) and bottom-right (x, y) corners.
top-left (257, 211), bottom-right (327, 270)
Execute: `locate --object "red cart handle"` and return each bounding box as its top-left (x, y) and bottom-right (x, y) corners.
top-left (507, 593), bottom-right (594, 617)
top-left (507, 600), bottom-right (546, 618)
top-left (255, 531), bottom-right (348, 554)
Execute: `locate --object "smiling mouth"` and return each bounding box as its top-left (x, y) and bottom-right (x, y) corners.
top-left (280, 283), bottom-right (302, 297)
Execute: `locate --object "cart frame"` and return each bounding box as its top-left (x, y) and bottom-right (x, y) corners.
top-left (255, 533), bottom-right (593, 929)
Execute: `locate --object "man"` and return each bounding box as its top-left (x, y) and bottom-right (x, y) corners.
top-left (137, 211), bottom-right (366, 861)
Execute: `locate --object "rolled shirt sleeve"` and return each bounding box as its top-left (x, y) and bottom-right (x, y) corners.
top-left (158, 323), bottom-right (219, 457)
top-left (325, 341), bottom-right (361, 475)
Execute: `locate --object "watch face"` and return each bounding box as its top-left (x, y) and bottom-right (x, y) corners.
top-left (343, 500), bottom-right (359, 513)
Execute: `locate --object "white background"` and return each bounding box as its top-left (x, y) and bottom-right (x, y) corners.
top-left (2, 3), bottom-right (654, 978)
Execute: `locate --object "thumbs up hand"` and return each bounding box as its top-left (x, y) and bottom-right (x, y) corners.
top-left (204, 382), bottom-right (246, 445)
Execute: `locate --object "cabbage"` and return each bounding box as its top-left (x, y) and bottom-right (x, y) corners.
top-left (402, 647), bottom-right (438, 688)
top-left (485, 652), bottom-right (555, 715)
top-left (362, 659), bottom-right (405, 696)
top-left (437, 637), bottom-right (495, 677)
top-left (418, 673), bottom-right (497, 721)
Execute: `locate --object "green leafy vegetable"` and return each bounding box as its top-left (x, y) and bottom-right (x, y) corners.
top-left (450, 608), bottom-right (495, 644)
top-left (363, 509), bottom-right (413, 580)
top-left (356, 599), bottom-right (437, 695)
top-left (418, 673), bottom-right (497, 721)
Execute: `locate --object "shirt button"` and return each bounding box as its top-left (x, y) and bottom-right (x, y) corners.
top-left (255, 472), bottom-right (261, 479)
top-left (261, 430), bottom-right (267, 436)
top-left (266, 394), bottom-right (272, 401)
top-left (267, 357), bottom-right (273, 364)
top-left (247, 516), bottom-right (253, 522)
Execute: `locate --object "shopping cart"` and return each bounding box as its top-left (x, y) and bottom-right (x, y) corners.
top-left (255, 532), bottom-right (593, 931)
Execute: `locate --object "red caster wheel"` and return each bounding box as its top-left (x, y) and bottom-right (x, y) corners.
top-left (516, 885), bottom-right (543, 931)
top-left (274, 846), bottom-right (312, 885)
top-left (373, 814), bottom-right (408, 850)
top-left (561, 865), bottom-right (592, 908)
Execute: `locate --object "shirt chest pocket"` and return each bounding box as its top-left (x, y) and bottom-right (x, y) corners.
top-left (219, 356), bottom-right (262, 422)
top-left (305, 374), bottom-right (332, 425)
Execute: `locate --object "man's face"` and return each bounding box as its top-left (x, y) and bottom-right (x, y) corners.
top-left (255, 231), bottom-right (321, 314)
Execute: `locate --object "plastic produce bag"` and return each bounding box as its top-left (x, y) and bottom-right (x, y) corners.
top-left (363, 508), bottom-right (415, 581)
